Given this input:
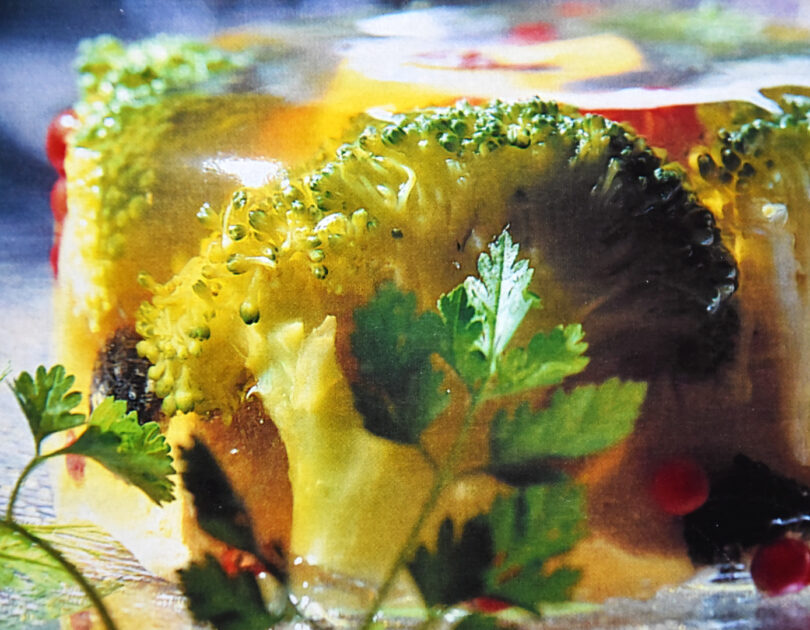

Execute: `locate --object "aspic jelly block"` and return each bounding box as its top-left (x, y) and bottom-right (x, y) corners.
top-left (51, 32), bottom-right (709, 600)
top-left (46, 24), bottom-right (810, 628)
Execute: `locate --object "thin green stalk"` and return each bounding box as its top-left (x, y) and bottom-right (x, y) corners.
top-left (1, 519), bottom-right (118, 630)
top-left (360, 392), bottom-right (484, 630)
top-left (417, 606), bottom-right (447, 630)
top-left (5, 456), bottom-right (43, 521)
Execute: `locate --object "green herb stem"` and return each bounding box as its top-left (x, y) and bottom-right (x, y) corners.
top-left (1, 519), bottom-right (119, 630)
top-left (5, 456), bottom-right (43, 522)
top-left (417, 605), bottom-right (448, 630)
top-left (360, 392), bottom-right (484, 630)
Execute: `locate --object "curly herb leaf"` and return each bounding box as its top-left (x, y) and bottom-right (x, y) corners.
top-left (408, 517), bottom-right (493, 608)
top-left (180, 439), bottom-right (260, 557)
top-left (10, 365), bottom-right (83, 448)
top-left (489, 324), bottom-right (590, 397)
top-left (353, 231), bottom-right (647, 623)
top-left (0, 522), bottom-right (72, 599)
top-left (454, 614), bottom-right (500, 630)
top-left (463, 230), bottom-right (539, 372)
top-left (437, 285), bottom-right (488, 391)
top-left (0, 524), bottom-right (123, 623)
top-left (484, 484), bottom-right (586, 613)
top-left (180, 555), bottom-right (281, 630)
top-left (59, 397), bottom-right (175, 505)
top-left (490, 378), bottom-right (646, 480)
top-left (407, 484), bottom-right (585, 614)
top-left (351, 284), bottom-right (449, 443)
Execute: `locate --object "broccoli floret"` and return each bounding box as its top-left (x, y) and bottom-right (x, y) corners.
top-left (137, 99), bottom-right (737, 413)
top-left (61, 36), bottom-right (255, 334)
top-left (689, 90), bottom-right (810, 462)
top-left (135, 98), bottom-right (737, 583)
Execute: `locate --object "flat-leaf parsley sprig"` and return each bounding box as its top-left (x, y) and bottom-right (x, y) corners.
top-left (2, 365), bottom-right (176, 630)
top-left (353, 230), bottom-right (646, 628)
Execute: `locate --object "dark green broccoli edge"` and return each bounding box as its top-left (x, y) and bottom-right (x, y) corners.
top-left (315, 100), bottom-right (741, 377)
top-left (695, 92), bottom-right (810, 191)
top-left (594, 125), bottom-right (739, 376)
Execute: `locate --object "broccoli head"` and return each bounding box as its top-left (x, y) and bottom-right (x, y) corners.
top-left (135, 98), bottom-right (738, 583)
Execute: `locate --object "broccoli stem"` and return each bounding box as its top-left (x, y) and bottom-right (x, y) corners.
top-left (251, 319), bottom-right (435, 580)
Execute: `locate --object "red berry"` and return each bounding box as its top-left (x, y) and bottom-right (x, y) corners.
top-left (45, 109), bottom-right (77, 174)
top-left (470, 596), bottom-right (511, 614)
top-left (650, 456), bottom-right (709, 516)
top-left (751, 538), bottom-right (810, 596)
top-left (50, 177), bottom-right (68, 224)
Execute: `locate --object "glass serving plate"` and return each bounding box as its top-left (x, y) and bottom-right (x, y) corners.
top-left (2, 1), bottom-right (810, 628)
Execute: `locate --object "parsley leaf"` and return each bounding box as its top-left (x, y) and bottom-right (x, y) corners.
top-left (408, 517), bottom-right (493, 608)
top-left (59, 397), bottom-right (175, 505)
top-left (10, 365), bottom-right (83, 448)
top-left (454, 615), bottom-right (499, 630)
top-left (406, 484), bottom-right (586, 614)
top-left (490, 378), bottom-right (647, 480)
top-left (351, 284), bottom-right (449, 443)
top-left (489, 324), bottom-right (590, 397)
top-left (180, 555), bottom-right (281, 630)
top-left (437, 285), bottom-right (488, 390)
top-left (463, 230), bottom-right (539, 372)
top-left (0, 522), bottom-right (72, 599)
top-left (484, 484), bottom-right (586, 613)
top-left (0, 524), bottom-right (122, 622)
top-left (181, 439), bottom-right (259, 556)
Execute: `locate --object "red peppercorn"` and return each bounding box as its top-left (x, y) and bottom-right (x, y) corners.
top-left (220, 547), bottom-right (241, 578)
top-left (50, 177), bottom-right (68, 224)
top-left (45, 109), bottom-right (77, 174)
top-left (751, 538), bottom-right (810, 596)
top-left (650, 456), bottom-right (710, 516)
top-left (470, 596), bottom-right (511, 614)
top-left (219, 547), bottom-right (266, 578)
